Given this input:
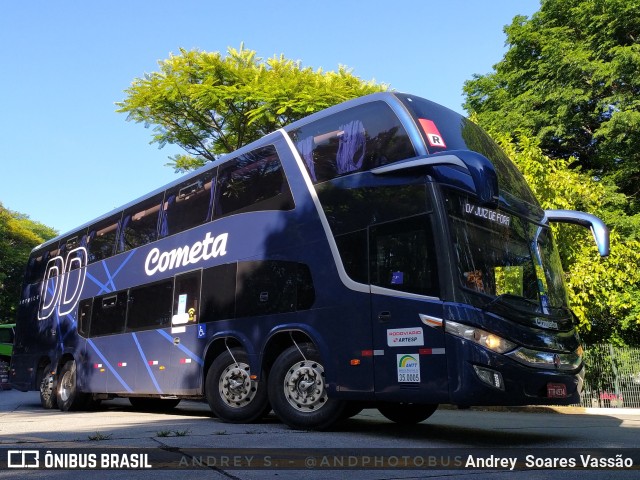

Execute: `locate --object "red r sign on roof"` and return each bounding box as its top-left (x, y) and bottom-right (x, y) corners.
top-left (419, 119), bottom-right (447, 148)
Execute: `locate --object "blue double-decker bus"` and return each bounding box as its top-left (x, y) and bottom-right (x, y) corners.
top-left (10, 92), bottom-right (609, 430)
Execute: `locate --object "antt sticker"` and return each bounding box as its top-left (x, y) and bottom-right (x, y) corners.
top-left (419, 119), bottom-right (447, 148)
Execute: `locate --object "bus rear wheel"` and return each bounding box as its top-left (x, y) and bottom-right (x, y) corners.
top-left (39, 363), bottom-right (57, 409)
top-left (205, 349), bottom-right (269, 423)
top-left (268, 343), bottom-right (344, 430)
top-left (56, 360), bottom-right (88, 411)
top-left (377, 403), bottom-right (438, 425)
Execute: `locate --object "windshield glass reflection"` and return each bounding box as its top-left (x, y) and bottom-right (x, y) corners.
top-left (445, 191), bottom-right (569, 314)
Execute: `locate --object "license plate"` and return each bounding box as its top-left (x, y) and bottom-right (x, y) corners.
top-left (547, 383), bottom-right (567, 398)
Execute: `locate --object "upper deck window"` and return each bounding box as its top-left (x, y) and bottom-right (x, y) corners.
top-left (87, 213), bottom-right (121, 263)
top-left (289, 101), bottom-right (415, 184)
top-left (160, 170), bottom-right (215, 237)
top-left (117, 194), bottom-right (163, 253)
top-left (214, 145), bottom-right (293, 218)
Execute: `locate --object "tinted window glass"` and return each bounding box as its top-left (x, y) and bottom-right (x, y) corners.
top-left (58, 232), bottom-right (88, 273)
top-left (0, 327), bottom-right (13, 344)
top-left (118, 194), bottom-right (163, 252)
top-left (87, 213), bottom-right (121, 263)
top-left (77, 299), bottom-right (92, 338)
top-left (370, 215), bottom-right (439, 297)
top-left (90, 291), bottom-right (127, 337)
top-left (289, 101), bottom-right (415, 183)
top-left (335, 230), bottom-right (368, 284)
top-left (236, 261), bottom-right (296, 317)
top-left (126, 280), bottom-right (173, 332)
top-left (201, 263), bottom-right (237, 321)
top-left (318, 184), bottom-right (429, 236)
top-left (161, 171), bottom-right (215, 237)
top-left (24, 245), bottom-right (60, 284)
top-left (172, 270), bottom-right (201, 325)
top-left (236, 261), bottom-right (315, 317)
top-left (295, 263), bottom-right (316, 311)
top-left (214, 145), bottom-right (294, 218)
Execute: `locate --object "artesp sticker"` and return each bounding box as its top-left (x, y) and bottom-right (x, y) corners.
top-left (387, 327), bottom-right (424, 347)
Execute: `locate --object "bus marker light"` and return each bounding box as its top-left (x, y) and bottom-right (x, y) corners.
top-left (148, 360), bottom-right (158, 366)
top-left (117, 362), bottom-right (127, 367)
top-left (249, 375), bottom-right (258, 381)
top-left (419, 348), bottom-right (445, 355)
top-left (179, 358), bottom-right (192, 364)
top-left (361, 350), bottom-right (374, 357)
top-left (419, 314), bottom-right (443, 328)
top-left (350, 359), bottom-right (361, 366)
top-left (93, 363), bottom-right (102, 369)
top-left (159, 366), bottom-right (166, 370)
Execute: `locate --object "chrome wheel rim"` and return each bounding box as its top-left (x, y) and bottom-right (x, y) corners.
top-left (283, 360), bottom-right (327, 412)
top-left (59, 371), bottom-right (73, 402)
top-left (219, 362), bottom-right (256, 408)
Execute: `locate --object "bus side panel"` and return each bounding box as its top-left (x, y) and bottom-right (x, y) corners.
top-left (86, 335), bottom-right (134, 394)
top-left (371, 295), bottom-right (449, 403)
top-left (169, 324), bottom-right (205, 395)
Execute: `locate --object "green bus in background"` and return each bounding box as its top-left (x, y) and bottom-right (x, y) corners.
top-left (0, 323), bottom-right (14, 389)
top-left (0, 323), bottom-right (15, 362)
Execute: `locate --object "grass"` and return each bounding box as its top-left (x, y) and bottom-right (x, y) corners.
top-left (156, 429), bottom-right (191, 437)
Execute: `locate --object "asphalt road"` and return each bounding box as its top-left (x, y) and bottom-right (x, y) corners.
top-left (1, 389), bottom-right (639, 479)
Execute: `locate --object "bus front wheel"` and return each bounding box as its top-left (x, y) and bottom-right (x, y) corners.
top-left (205, 349), bottom-right (270, 423)
top-left (377, 403), bottom-right (438, 425)
top-left (268, 343), bottom-right (344, 430)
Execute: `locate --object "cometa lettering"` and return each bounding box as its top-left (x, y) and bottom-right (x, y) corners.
top-left (145, 232), bottom-right (228, 276)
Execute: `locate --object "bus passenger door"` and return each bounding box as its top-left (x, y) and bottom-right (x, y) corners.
top-left (369, 216), bottom-right (449, 402)
top-left (168, 270), bottom-right (203, 395)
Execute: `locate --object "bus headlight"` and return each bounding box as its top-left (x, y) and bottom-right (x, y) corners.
top-left (445, 320), bottom-right (516, 354)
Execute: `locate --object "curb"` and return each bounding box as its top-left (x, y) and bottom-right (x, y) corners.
top-left (438, 404), bottom-right (640, 415)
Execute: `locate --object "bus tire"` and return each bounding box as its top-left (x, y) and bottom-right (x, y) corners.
top-left (205, 349), bottom-right (270, 423)
top-left (56, 360), bottom-right (88, 411)
top-left (39, 363), bottom-right (57, 410)
top-left (268, 343), bottom-right (344, 430)
top-left (129, 397), bottom-right (181, 411)
top-left (377, 403), bottom-right (438, 425)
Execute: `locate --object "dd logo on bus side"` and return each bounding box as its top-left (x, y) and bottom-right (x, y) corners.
top-left (38, 247), bottom-right (88, 320)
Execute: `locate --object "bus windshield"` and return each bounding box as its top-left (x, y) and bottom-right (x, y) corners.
top-left (445, 191), bottom-right (569, 313)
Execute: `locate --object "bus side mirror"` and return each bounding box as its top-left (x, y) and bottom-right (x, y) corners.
top-left (544, 210), bottom-right (610, 257)
top-left (372, 151), bottom-right (499, 206)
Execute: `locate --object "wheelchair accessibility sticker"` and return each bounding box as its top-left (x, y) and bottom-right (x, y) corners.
top-left (197, 324), bottom-right (206, 338)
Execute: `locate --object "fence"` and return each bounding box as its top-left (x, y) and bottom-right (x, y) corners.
top-left (577, 344), bottom-right (640, 408)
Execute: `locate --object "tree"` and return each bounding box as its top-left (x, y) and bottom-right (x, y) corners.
top-left (463, 0), bottom-right (640, 213)
top-left (0, 204), bottom-right (57, 322)
top-left (117, 45), bottom-right (386, 172)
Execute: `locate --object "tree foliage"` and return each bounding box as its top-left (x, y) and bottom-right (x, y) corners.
top-left (117, 45), bottom-right (386, 172)
top-left (0, 203), bottom-right (57, 322)
top-left (463, 0), bottom-right (640, 212)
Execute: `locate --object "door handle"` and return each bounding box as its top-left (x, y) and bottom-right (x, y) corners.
top-left (378, 311), bottom-right (391, 322)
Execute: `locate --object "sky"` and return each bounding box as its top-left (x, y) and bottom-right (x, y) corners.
top-left (0, 0), bottom-right (541, 237)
